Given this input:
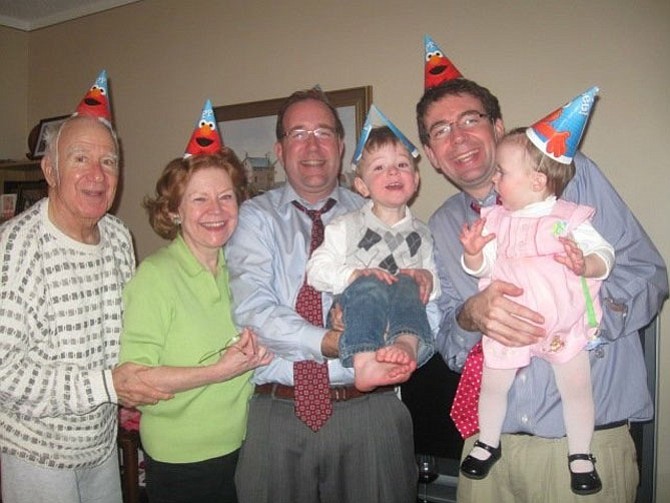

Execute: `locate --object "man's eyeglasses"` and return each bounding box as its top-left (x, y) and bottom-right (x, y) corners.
top-left (284, 127), bottom-right (337, 142)
top-left (428, 112), bottom-right (490, 142)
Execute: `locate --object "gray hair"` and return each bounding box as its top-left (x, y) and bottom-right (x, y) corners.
top-left (44, 115), bottom-right (119, 175)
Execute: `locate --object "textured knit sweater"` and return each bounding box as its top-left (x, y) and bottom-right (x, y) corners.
top-left (0, 199), bottom-right (135, 469)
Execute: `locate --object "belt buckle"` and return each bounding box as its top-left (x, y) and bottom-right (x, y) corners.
top-left (333, 386), bottom-right (351, 401)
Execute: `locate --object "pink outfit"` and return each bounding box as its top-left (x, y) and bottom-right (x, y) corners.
top-left (480, 200), bottom-right (603, 369)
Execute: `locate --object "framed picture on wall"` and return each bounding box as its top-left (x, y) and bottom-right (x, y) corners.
top-left (13, 180), bottom-right (49, 214)
top-left (31, 115), bottom-right (69, 159)
top-left (0, 193), bottom-right (17, 222)
top-left (214, 86), bottom-right (372, 196)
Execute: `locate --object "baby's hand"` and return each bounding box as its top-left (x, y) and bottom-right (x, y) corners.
top-left (459, 218), bottom-right (494, 255)
top-left (554, 236), bottom-right (586, 276)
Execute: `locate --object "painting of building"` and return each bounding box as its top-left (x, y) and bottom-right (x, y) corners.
top-left (241, 154), bottom-right (277, 194)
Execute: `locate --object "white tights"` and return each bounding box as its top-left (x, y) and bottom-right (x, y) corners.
top-left (473, 351), bottom-right (595, 472)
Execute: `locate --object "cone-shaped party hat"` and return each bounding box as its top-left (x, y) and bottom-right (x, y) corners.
top-left (184, 100), bottom-right (223, 157)
top-left (74, 70), bottom-right (112, 122)
top-left (351, 104), bottom-right (419, 169)
top-left (424, 35), bottom-right (462, 90)
top-left (526, 86), bottom-right (599, 164)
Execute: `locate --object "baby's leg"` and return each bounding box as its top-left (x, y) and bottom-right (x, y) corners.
top-left (553, 351), bottom-right (595, 473)
top-left (469, 366), bottom-right (516, 460)
top-left (353, 335), bottom-right (418, 391)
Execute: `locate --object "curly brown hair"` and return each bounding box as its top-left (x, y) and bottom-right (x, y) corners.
top-left (143, 147), bottom-right (247, 240)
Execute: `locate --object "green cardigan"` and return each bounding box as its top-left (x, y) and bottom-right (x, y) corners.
top-left (119, 235), bottom-right (252, 463)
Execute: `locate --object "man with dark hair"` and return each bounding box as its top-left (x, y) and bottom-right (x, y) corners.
top-left (417, 78), bottom-right (668, 502)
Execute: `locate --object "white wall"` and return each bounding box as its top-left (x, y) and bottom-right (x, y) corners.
top-left (2, 0), bottom-right (668, 498)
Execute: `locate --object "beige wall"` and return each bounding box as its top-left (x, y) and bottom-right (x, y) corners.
top-left (2, 0), bottom-right (669, 498)
top-left (0, 26), bottom-right (28, 160)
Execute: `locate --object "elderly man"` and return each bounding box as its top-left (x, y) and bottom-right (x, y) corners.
top-left (0, 85), bottom-right (170, 502)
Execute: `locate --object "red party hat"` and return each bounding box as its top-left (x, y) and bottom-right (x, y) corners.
top-left (74, 70), bottom-right (111, 122)
top-left (184, 100), bottom-right (223, 157)
top-left (424, 35), bottom-right (462, 89)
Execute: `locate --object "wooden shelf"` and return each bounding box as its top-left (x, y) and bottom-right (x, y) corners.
top-left (0, 161), bottom-right (44, 194)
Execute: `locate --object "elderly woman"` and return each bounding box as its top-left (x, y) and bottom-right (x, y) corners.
top-left (119, 147), bottom-right (272, 503)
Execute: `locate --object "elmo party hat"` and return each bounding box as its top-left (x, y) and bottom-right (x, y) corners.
top-left (424, 35), bottom-right (462, 89)
top-left (74, 70), bottom-right (112, 123)
top-left (526, 87), bottom-right (599, 164)
top-left (351, 104), bottom-right (419, 169)
top-left (184, 100), bottom-right (223, 157)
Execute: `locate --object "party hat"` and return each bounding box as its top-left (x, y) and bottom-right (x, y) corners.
top-left (184, 100), bottom-right (223, 157)
top-left (351, 104), bottom-right (419, 169)
top-left (424, 35), bottom-right (462, 89)
top-left (526, 86), bottom-right (599, 164)
top-left (74, 70), bottom-right (111, 122)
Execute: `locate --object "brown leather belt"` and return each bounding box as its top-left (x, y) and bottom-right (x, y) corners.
top-left (255, 383), bottom-right (395, 402)
top-left (510, 419), bottom-right (628, 436)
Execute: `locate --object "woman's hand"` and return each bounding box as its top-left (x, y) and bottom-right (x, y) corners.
top-left (212, 327), bottom-right (273, 381)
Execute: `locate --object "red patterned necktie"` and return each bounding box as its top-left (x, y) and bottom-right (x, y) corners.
top-left (451, 196), bottom-right (502, 437)
top-left (450, 341), bottom-right (483, 438)
top-left (292, 198), bottom-right (336, 431)
top-left (470, 195), bottom-right (502, 215)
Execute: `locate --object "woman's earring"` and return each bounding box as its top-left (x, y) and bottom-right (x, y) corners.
top-left (172, 215), bottom-right (181, 226)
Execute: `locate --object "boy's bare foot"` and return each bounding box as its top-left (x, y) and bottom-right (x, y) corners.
top-left (353, 335), bottom-right (419, 391)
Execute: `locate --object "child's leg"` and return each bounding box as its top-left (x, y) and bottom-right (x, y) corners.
top-left (353, 276), bottom-right (427, 391)
top-left (338, 276), bottom-right (390, 368)
top-left (552, 351), bottom-right (595, 473)
top-left (469, 366), bottom-right (516, 460)
top-left (385, 275), bottom-right (434, 367)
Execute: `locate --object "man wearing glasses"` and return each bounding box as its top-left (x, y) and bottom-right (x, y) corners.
top-left (226, 88), bottom-right (418, 503)
top-left (416, 78), bottom-right (667, 502)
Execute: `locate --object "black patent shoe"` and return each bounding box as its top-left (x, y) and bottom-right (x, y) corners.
top-left (568, 453), bottom-right (602, 495)
top-left (460, 440), bottom-right (502, 480)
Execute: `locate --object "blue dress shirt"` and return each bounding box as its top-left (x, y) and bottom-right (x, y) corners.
top-left (225, 184), bottom-right (364, 386)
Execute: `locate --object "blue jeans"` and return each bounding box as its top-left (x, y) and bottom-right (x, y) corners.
top-left (338, 275), bottom-right (434, 368)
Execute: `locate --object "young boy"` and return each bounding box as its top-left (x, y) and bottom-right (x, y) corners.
top-left (307, 124), bottom-right (438, 392)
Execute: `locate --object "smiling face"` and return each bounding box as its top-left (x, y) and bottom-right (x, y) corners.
top-left (176, 166), bottom-right (238, 268)
top-left (274, 98), bottom-right (344, 203)
top-left (354, 142), bottom-right (419, 213)
top-left (422, 93), bottom-right (504, 200)
top-left (42, 116), bottom-right (119, 240)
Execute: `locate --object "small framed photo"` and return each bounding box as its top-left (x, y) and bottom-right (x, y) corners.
top-left (1, 193), bottom-right (17, 222)
top-left (14, 180), bottom-right (49, 214)
top-left (32, 115), bottom-right (69, 159)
